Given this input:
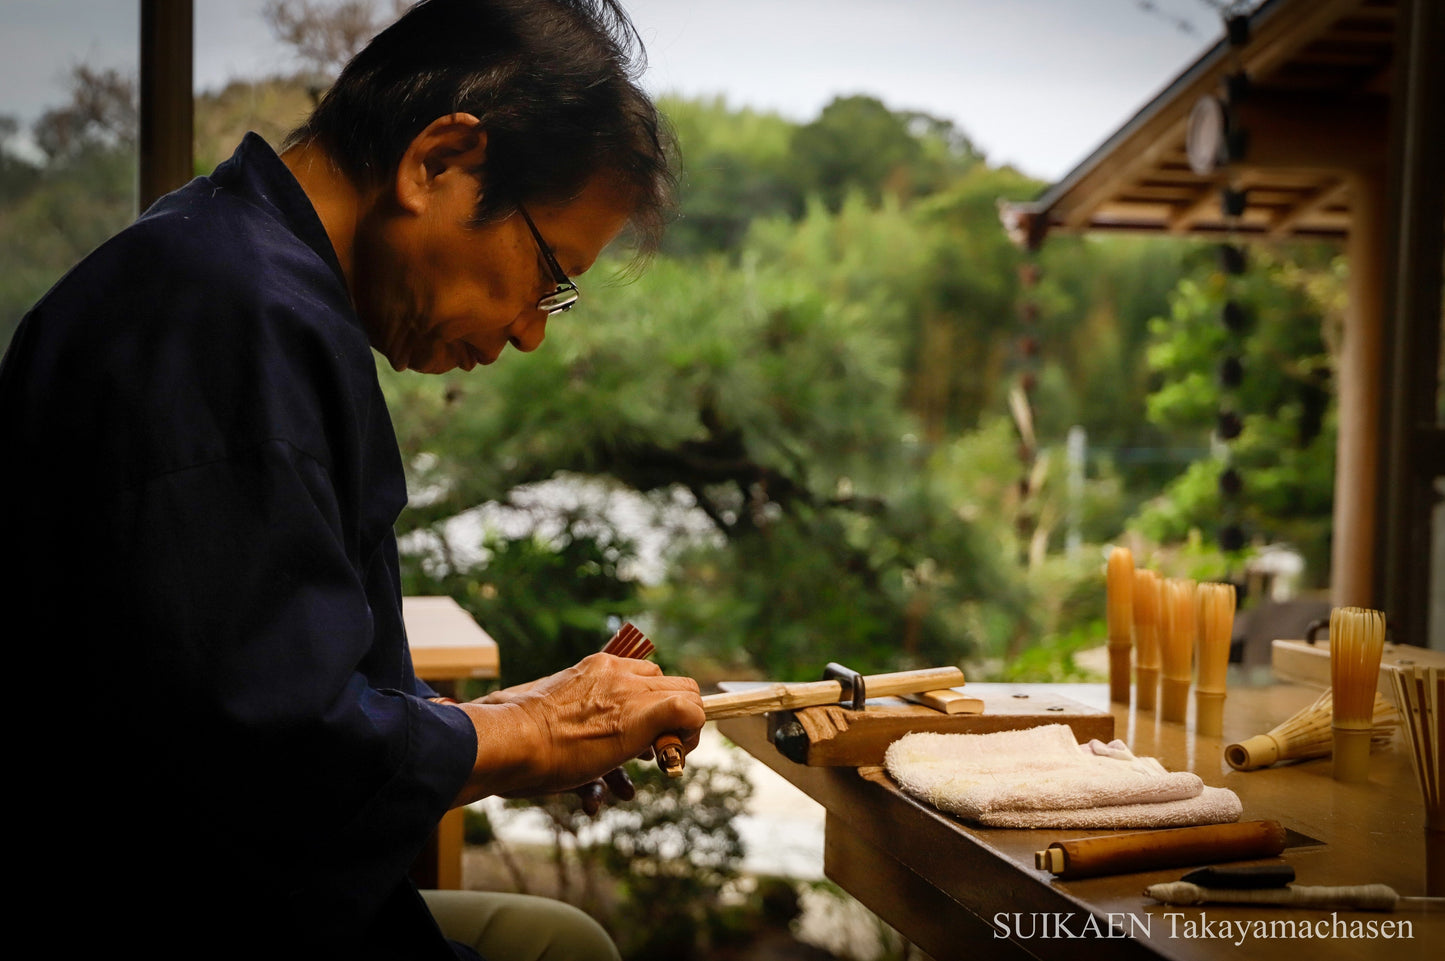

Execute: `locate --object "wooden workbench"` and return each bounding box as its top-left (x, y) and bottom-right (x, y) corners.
top-left (718, 680), bottom-right (1440, 960)
top-left (404, 596), bottom-right (500, 890)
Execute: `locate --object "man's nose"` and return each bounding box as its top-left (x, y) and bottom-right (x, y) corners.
top-left (507, 311), bottom-right (548, 353)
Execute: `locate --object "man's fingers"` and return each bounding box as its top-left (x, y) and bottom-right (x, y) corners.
top-left (602, 767), bottom-right (635, 802)
top-left (576, 780), bottom-right (605, 816)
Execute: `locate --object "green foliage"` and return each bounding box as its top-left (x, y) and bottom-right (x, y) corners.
top-left (1, 65), bottom-right (140, 347)
top-left (657, 96), bottom-right (800, 258)
top-left (401, 521), bottom-right (644, 687)
top-left (1001, 620), bottom-right (1106, 683)
top-left (600, 758), bottom-right (753, 959)
top-left (790, 95), bottom-right (980, 212)
top-left (1130, 248), bottom-right (1339, 581)
top-left (462, 805), bottom-right (496, 846)
top-left (499, 752), bottom-right (755, 961)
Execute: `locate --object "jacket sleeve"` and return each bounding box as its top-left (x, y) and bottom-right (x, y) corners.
top-left (106, 436), bottom-right (476, 932)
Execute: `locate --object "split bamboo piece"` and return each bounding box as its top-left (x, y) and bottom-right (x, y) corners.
top-left (1194, 582), bottom-right (1236, 737)
top-left (1225, 690), bottom-right (1398, 771)
top-left (1133, 568), bottom-right (1161, 713)
top-left (602, 623), bottom-right (688, 776)
top-left (1106, 546), bottom-right (1134, 705)
top-left (1330, 606), bottom-right (1387, 782)
top-left (900, 688), bottom-right (985, 715)
top-left (1160, 577), bottom-right (1197, 725)
top-left (1390, 666), bottom-right (1444, 831)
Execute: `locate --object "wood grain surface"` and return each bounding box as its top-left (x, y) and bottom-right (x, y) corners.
top-left (718, 680), bottom-right (1443, 961)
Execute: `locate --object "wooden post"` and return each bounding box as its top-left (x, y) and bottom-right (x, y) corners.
top-left (1330, 168), bottom-right (1387, 610)
top-left (139, 0), bottom-right (193, 212)
top-left (1379, 0), bottom-right (1445, 651)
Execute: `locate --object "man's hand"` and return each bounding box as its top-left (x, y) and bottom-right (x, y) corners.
top-left (447, 653), bottom-right (704, 807)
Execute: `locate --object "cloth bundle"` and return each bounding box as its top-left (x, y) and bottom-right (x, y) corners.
top-left (884, 724), bottom-right (1241, 829)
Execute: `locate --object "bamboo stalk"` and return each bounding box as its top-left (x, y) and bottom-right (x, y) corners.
top-left (1106, 546), bottom-right (1135, 705)
top-left (1133, 568), bottom-right (1161, 712)
top-left (1330, 606), bottom-right (1387, 782)
top-left (1195, 582), bottom-right (1235, 736)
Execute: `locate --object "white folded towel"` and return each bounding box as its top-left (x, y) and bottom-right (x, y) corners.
top-left (884, 724), bottom-right (1242, 829)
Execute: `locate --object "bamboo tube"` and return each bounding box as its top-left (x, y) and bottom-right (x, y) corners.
top-left (1106, 546), bottom-right (1134, 705)
top-left (1225, 690), bottom-right (1398, 770)
top-left (1330, 606), bottom-right (1387, 782)
top-left (1133, 569), bottom-right (1161, 713)
top-left (1194, 582), bottom-right (1235, 737)
top-left (1034, 820), bottom-right (1285, 879)
top-left (1160, 578), bottom-right (1197, 724)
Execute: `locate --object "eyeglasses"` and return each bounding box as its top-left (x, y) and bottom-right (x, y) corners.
top-left (517, 203), bottom-right (579, 315)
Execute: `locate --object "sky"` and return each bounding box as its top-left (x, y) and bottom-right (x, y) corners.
top-left (0, 0), bottom-right (1226, 182)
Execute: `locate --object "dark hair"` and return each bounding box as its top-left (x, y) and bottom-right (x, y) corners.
top-left (287, 0), bottom-right (674, 252)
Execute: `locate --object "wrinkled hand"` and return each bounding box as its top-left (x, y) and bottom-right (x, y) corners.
top-left (450, 653), bottom-right (703, 807)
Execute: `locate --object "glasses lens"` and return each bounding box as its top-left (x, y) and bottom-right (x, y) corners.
top-left (538, 284), bottom-right (579, 314)
top-left (517, 203), bottom-right (578, 315)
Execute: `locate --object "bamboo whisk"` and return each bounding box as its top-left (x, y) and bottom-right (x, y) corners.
top-left (1106, 547), bottom-right (1135, 705)
top-left (1133, 569), bottom-right (1161, 713)
top-left (1194, 583), bottom-right (1235, 737)
top-left (1160, 578), bottom-right (1197, 724)
top-left (1330, 606), bottom-right (1387, 783)
top-left (1390, 666), bottom-right (1443, 832)
top-left (1225, 690), bottom-right (1398, 771)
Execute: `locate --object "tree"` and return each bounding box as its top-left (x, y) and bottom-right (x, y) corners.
top-left (1129, 246), bottom-right (1340, 581)
top-left (262, 0), bottom-right (406, 84)
top-left (1, 67), bottom-right (138, 348)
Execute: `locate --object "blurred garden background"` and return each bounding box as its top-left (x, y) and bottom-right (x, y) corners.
top-left (1, 2), bottom-right (1347, 958)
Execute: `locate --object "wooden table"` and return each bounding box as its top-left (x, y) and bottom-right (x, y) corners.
top-left (718, 680), bottom-right (1440, 961)
top-left (404, 596), bottom-right (500, 890)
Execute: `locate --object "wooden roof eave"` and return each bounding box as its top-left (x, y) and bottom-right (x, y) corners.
top-left (1001, 0), bottom-right (1369, 248)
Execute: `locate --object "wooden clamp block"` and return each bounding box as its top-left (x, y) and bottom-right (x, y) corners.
top-left (767, 687), bottom-right (1114, 767)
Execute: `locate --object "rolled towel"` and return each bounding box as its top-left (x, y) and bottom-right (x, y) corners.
top-left (885, 724), bottom-right (1241, 830)
top-left (976, 786), bottom-right (1242, 829)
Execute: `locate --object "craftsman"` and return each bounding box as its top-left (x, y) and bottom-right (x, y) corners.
top-left (0, 1), bottom-right (702, 959)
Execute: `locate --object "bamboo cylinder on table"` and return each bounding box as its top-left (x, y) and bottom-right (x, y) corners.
top-left (1224, 690), bottom-right (1398, 770)
top-left (1106, 546), bottom-right (1134, 705)
top-left (1160, 578), bottom-right (1196, 724)
top-left (1133, 569), bottom-right (1161, 713)
top-left (1329, 606), bottom-right (1387, 783)
top-left (1195, 582), bottom-right (1235, 737)
top-left (1034, 820), bottom-right (1286, 879)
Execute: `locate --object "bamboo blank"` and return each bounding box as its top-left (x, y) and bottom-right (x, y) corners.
top-left (703, 667), bottom-right (966, 720)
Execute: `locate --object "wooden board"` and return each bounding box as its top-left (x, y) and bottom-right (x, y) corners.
top-left (760, 687), bottom-right (1114, 766)
top-left (1271, 637), bottom-right (1445, 699)
top-left (403, 595), bottom-right (500, 681)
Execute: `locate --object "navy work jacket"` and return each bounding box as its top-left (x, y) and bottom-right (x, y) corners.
top-left (1, 134), bottom-right (479, 959)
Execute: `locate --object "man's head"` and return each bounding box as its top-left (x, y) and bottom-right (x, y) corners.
top-left (284, 0), bottom-right (674, 373)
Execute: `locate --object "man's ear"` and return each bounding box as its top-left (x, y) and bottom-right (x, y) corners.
top-left (394, 113), bottom-right (488, 215)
